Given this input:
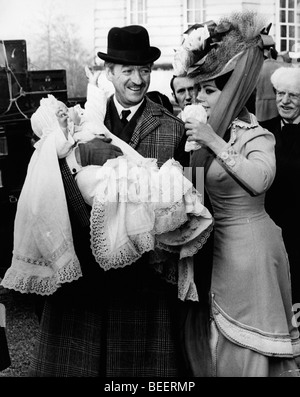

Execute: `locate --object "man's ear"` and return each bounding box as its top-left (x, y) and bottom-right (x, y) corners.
top-left (172, 92), bottom-right (179, 104)
top-left (106, 67), bottom-right (113, 82)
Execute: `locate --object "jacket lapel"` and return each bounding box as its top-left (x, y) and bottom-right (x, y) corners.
top-left (129, 98), bottom-right (162, 149)
top-left (104, 96), bottom-right (113, 132)
top-left (105, 96), bottom-right (162, 149)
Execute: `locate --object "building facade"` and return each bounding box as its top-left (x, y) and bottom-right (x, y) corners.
top-left (93, 0), bottom-right (300, 67)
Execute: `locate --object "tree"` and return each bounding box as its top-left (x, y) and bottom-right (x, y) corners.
top-left (28, 0), bottom-right (93, 98)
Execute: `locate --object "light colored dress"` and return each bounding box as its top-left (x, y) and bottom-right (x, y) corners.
top-left (204, 112), bottom-right (300, 376)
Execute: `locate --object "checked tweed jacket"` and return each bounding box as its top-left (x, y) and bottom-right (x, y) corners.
top-left (104, 95), bottom-right (188, 167)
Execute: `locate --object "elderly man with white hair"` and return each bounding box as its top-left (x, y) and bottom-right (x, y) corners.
top-left (262, 67), bottom-right (300, 324)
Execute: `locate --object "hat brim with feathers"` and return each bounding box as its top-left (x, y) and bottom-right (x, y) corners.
top-left (173, 11), bottom-right (274, 82)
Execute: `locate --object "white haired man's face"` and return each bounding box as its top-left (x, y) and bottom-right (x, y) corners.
top-left (273, 71), bottom-right (300, 123)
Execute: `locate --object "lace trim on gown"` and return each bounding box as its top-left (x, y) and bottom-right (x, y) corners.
top-left (90, 196), bottom-right (156, 271)
top-left (212, 296), bottom-right (300, 357)
top-left (88, 160), bottom-right (214, 301)
top-left (1, 242), bottom-right (82, 295)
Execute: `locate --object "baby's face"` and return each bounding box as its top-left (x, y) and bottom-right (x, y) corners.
top-left (56, 101), bottom-right (68, 118)
top-left (55, 101), bottom-right (69, 128)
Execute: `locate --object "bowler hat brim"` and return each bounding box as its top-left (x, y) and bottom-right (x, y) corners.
top-left (97, 47), bottom-right (161, 65)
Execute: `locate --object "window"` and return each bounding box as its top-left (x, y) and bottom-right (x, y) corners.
top-left (184, 0), bottom-right (206, 30)
top-left (278, 0), bottom-right (300, 51)
top-left (128, 0), bottom-right (147, 25)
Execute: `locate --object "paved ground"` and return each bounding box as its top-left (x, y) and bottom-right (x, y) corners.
top-left (0, 284), bottom-right (39, 377)
top-left (1, 281), bottom-right (300, 377)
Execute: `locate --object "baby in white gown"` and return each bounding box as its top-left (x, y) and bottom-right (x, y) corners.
top-left (1, 68), bottom-right (213, 301)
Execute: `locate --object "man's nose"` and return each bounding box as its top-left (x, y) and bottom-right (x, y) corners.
top-left (185, 89), bottom-right (192, 99)
top-left (131, 70), bottom-right (143, 84)
top-left (281, 93), bottom-right (291, 103)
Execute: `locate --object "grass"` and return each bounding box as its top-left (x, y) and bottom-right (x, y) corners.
top-left (0, 288), bottom-right (39, 377)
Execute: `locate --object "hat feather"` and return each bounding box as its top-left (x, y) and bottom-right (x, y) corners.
top-left (173, 10), bottom-right (269, 80)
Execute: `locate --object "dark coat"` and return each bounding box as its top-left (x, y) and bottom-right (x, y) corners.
top-left (261, 116), bottom-right (300, 306)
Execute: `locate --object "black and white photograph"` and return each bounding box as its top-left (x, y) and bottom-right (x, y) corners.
top-left (0, 0), bottom-right (300, 379)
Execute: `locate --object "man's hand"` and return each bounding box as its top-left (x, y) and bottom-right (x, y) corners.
top-left (78, 137), bottom-right (123, 166)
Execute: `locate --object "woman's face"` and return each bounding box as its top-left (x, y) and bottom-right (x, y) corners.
top-left (195, 80), bottom-right (222, 119)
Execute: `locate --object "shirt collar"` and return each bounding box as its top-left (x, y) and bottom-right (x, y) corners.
top-left (113, 95), bottom-right (145, 121)
top-left (281, 115), bottom-right (300, 127)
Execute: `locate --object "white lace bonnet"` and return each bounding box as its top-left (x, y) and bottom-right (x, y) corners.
top-left (30, 95), bottom-right (64, 138)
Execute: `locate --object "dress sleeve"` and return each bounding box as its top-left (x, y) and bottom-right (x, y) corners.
top-left (216, 125), bottom-right (276, 195)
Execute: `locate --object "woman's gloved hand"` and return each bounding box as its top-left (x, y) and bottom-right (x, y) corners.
top-left (78, 137), bottom-right (123, 166)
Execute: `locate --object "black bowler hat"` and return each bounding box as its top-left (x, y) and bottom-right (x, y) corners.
top-left (97, 25), bottom-right (161, 65)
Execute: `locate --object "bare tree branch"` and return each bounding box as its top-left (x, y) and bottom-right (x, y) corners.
top-left (28, 1), bottom-right (93, 97)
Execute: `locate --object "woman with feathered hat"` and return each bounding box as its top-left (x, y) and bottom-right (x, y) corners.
top-left (174, 11), bottom-right (300, 376)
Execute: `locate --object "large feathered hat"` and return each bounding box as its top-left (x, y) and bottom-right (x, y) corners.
top-left (173, 11), bottom-right (274, 82)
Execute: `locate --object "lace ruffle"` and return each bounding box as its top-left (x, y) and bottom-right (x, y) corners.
top-left (179, 221), bottom-right (214, 258)
top-left (90, 191), bottom-right (213, 274)
top-left (90, 197), bottom-right (155, 270)
top-left (152, 225), bottom-right (213, 301)
top-left (85, 156), bottom-right (214, 301)
top-left (1, 252), bottom-right (82, 295)
top-left (153, 200), bottom-right (189, 235)
top-left (152, 256), bottom-right (200, 301)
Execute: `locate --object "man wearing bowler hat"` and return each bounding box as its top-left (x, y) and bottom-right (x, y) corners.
top-left (28, 25), bottom-right (190, 377)
top-left (97, 25), bottom-right (188, 166)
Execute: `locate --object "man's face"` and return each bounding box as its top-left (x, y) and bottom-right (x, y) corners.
top-left (172, 76), bottom-right (196, 110)
top-left (275, 81), bottom-right (300, 123)
top-left (106, 64), bottom-right (152, 108)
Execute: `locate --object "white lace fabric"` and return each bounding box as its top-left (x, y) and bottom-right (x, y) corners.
top-left (78, 156), bottom-right (213, 301)
top-left (1, 132), bottom-right (82, 295)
